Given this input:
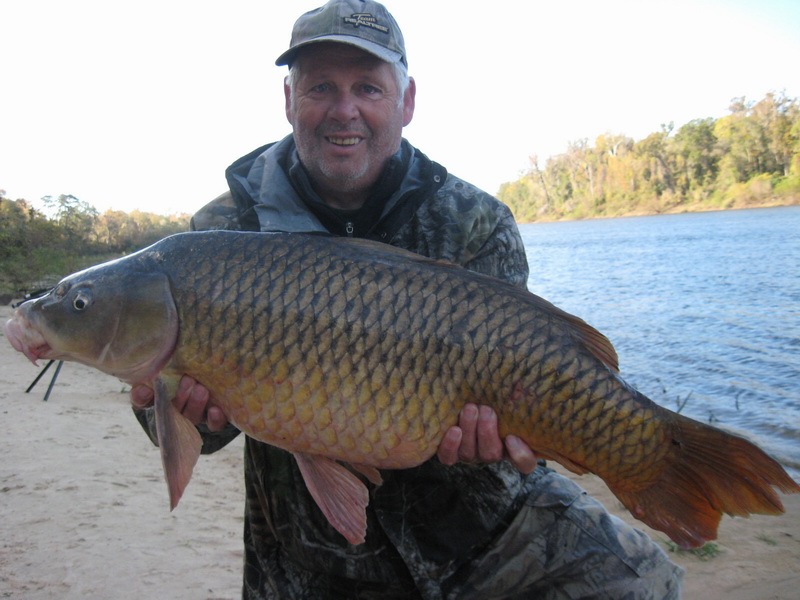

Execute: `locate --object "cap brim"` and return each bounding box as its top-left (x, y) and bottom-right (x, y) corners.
top-left (275, 34), bottom-right (404, 67)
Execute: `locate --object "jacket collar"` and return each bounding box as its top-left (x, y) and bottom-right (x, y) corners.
top-left (225, 135), bottom-right (442, 236)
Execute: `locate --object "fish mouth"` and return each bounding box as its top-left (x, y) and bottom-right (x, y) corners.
top-left (4, 314), bottom-right (52, 365)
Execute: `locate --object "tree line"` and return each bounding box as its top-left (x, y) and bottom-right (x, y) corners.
top-left (0, 193), bottom-right (189, 299)
top-left (498, 92), bottom-right (800, 222)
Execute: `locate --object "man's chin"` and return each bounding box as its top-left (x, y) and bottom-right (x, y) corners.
top-left (318, 164), bottom-right (372, 191)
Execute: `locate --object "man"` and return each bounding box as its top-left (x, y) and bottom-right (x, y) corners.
top-left (133, 1), bottom-right (683, 597)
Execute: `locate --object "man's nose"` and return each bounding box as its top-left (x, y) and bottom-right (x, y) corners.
top-left (328, 92), bottom-right (360, 122)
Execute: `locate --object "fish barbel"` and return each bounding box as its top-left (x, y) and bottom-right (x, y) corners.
top-left (5, 231), bottom-right (798, 547)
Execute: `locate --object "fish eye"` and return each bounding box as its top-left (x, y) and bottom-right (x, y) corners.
top-left (72, 291), bottom-right (92, 311)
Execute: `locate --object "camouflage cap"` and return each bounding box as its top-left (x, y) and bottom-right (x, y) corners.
top-left (275, 0), bottom-right (407, 69)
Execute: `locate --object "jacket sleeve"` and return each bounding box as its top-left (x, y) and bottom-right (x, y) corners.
top-left (189, 191), bottom-right (248, 231)
top-left (461, 199), bottom-right (530, 289)
top-left (391, 174), bottom-right (530, 289)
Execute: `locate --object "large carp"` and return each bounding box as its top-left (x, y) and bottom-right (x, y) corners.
top-left (5, 231), bottom-right (798, 548)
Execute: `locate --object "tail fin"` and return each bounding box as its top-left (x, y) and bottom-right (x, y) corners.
top-left (611, 413), bottom-right (800, 549)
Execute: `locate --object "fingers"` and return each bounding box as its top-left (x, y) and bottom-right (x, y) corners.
top-left (438, 403), bottom-right (539, 474)
top-left (439, 403), bottom-right (504, 465)
top-left (436, 426), bottom-right (463, 466)
top-left (475, 406), bottom-right (504, 463)
top-left (130, 383), bottom-right (154, 409)
top-left (458, 404), bottom-right (504, 463)
top-left (174, 375), bottom-right (211, 425)
top-left (175, 376), bottom-right (229, 429)
top-left (504, 435), bottom-right (539, 474)
top-left (455, 403), bottom-right (479, 462)
top-left (131, 375), bottom-right (228, 430)
top-left (206, 405), bottom-right (230, 432)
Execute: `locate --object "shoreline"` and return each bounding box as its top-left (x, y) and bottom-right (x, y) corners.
top-left (516, 198), bottom-right (799, 225)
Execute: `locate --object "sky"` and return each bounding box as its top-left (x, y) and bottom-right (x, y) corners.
top-left (2, 0), bottom-right (799, 216)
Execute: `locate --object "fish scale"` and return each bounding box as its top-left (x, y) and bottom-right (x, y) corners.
top-left (168, 234), bottom-right (672, 470)
top-left (201, 239), bottom-right (457, 462)
top-left (5, 230), bottom-right (799, 548)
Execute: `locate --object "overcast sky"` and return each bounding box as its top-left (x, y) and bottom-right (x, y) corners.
top-left (2, 0), bottom-right (799, 215)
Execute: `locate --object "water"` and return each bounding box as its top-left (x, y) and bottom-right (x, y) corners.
top-left (519, 206), bottom-right (800, 477)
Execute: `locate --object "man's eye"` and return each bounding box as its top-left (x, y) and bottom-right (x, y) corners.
top-left (361, 84), bottom-right (381, 95)
top-left (310, 83), bottom-right (331, 94)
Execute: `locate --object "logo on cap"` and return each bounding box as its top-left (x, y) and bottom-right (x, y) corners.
top-left (343, 13), bottom-right (389, 34)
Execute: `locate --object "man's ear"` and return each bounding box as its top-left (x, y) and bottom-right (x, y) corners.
top-left (284, 76), bottom-right (293, 124)
top-left (403, 77), bottom-right (416, 127)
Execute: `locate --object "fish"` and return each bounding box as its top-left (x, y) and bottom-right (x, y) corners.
top-left (4, 230), bottom-right (799, 548)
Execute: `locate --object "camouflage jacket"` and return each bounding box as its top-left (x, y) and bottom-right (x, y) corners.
top-left (139, 136), bottom-right (538, 597)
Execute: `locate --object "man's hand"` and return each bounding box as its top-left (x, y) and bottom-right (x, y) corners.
top-left (437, 403), bottom-right (539, 474)
top-left (130, 375), bottom-right (229, 432)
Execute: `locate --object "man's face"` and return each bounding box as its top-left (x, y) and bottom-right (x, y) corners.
top-left (285, 43), bottom-right (415, 208)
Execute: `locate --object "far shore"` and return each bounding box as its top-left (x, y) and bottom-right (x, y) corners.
top-left (515, 198), bottom-right (799, 225)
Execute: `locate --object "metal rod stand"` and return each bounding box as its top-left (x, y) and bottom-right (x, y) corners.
top-left (25, 359), bottom-right (65, 401)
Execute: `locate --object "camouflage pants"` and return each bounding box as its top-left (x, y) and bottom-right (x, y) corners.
top-left (447, 471), bottom-right (684, 599)
top-left (245, 470), bottom-right (683, 599)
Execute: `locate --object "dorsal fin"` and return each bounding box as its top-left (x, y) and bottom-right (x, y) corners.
top-left (535, 296), bottom-right (620, 373)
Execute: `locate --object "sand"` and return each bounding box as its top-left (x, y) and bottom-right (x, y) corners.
top-left (1, 303), bottom-right (798, 599)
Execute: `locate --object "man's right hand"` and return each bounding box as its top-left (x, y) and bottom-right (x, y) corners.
top-left (130, 375), bottom-right (229, 432)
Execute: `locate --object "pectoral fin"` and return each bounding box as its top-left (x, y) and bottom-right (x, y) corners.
top-left (293, 452), bottom-right (370, 545)
top-left (154, 375), bottom-right (203, 510)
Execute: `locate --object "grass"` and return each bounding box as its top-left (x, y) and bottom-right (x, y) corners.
top-left (665, 540), bottom-right (722, 560)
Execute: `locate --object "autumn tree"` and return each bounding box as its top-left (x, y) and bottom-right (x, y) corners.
top-left (499, 92), bottom-right (800, 222)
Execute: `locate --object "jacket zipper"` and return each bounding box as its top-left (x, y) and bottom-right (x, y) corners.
top-left (345, 222), bottom-right (354, 237)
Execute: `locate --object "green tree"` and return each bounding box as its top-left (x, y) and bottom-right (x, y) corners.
top-left (41, 193), bottom-right (99, 246)
top-left (672, 118), bottom-right (719, 196)
top-left (635, 123), bottom-right (676, 199)
top-left (754, 91), bottom-right (799, 177)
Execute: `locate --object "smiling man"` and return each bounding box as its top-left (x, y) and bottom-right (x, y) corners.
top-left (132, 1), bottom-right (683, 598)
top-left (285, 43), bottom-right (415, 209)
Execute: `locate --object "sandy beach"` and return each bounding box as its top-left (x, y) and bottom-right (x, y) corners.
top-left (1, 302), bottom-right (798, 599)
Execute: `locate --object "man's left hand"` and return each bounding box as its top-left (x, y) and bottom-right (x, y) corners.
top-left (437, 403), bottom-right (539, 474)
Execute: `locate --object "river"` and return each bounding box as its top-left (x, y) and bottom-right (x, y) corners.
top-left (519, 206), bottom-right (800, 476)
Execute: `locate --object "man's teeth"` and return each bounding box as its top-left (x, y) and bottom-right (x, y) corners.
top-left (329, 137), bottom-right (360, 146)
